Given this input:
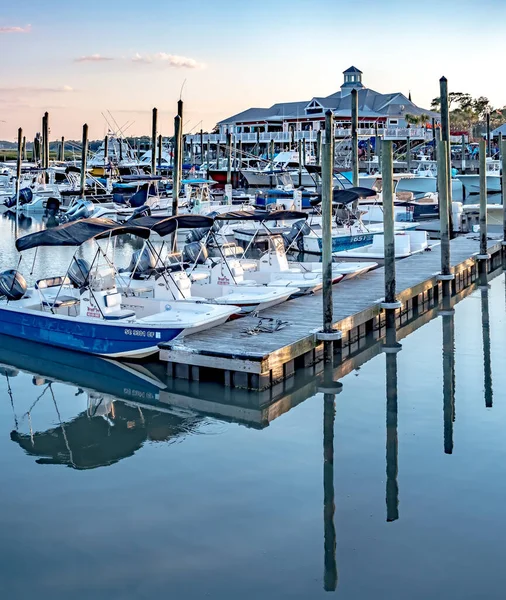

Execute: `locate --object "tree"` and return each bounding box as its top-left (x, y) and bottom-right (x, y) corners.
top-left (430, 92), bottom-right (472, 111)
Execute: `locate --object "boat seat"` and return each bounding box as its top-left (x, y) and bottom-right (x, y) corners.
top-left (35, 276), bottom-right (72, 290)
top-left (103, 309), bottom-right (136, 320)
top-left (240, 261), bottom-right (257, 271)
top-left (41, 295), bottom-right (79, 308)
top-left (103, 292), bottom-right (135, 320)
top-left (189, 272), bottom-right (210, 282)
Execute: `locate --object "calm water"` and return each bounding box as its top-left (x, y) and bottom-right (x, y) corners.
top-left (1, 212), bottom-right (506, 599)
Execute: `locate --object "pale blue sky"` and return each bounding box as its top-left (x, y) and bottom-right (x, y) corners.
top-left (0, 0), bottom-right (504, 139)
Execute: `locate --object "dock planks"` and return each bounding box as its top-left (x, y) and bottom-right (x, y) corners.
top-left (159, 236), bottom-right (503, 387)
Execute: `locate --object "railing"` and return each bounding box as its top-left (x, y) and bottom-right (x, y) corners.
top-left (185, 127), bottom-right (432, 145)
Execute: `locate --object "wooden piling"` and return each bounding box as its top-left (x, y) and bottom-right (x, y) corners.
top-left (486, 112), bottom-right (491, 157)
top-left (442, 306), bottom-right (455, 454)
top-left (406, 134), bottom-right (411, 172)
top-left (478, 138), bottom-right (488, 261)
top-left (60, 136), bottom-right (65, 162)
top-left (157, 134), bottom-right (162, 170)
top-left (177, 100), bottom-right (183, 185)
top-left (199, 129), bottom-right (204, 165)
top-left (172, 115), bottom-right (182, 219)
top-left (103, 135), bottom-right (109, 166)
top-left (437, 140), bottom-right (451, 282)
top-left (381, 141), bottom-right (399, 308)
top-left (151, 107), bottom-right (158, 175)
top-left (461, 134), bottom-right (466, 172)
top-left (43, 112), bottom-right (49, 169)
top-left (298, 139), bottom-right (302, 187)
top-left (22, 136), bottom-right (26, 161)
top-left (351, 89), bottom-right (359, 187)
top-left (431, 118), bottom-right (437, 161)
top-left (439, 77), bottom-right (454, 238)
top-left (206, 139), bottom-right (211, 180)
top-left (321, 111), bottom-right (335, 360)
top-left (15, 128), bottom-right (22, 209)
top-left (316, 129), bottom-right (322, 165)
top-left (226, 132), bottom-right (232, 185)
top-left (80, 123), bottom-right (88, 196)
top-left (502, 139), bottom-right (506, 242)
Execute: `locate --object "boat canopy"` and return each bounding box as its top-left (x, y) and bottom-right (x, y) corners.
top-left (130, 214), bottom-right (214, 236)
top-left (15, 218), bottom-right (150, 252)
top-left (310, 189), bottom-right (363, 207)
top-left (348, 187), bottom-right (377, 198)
top-left (119, 175), bottom-right (164, 182)
top-left (215, 210), bottom-right (308, 222)
top-left (181, 178), bottom-right (216, 185)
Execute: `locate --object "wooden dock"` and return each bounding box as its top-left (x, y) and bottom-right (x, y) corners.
top-left (159, 236), bottom-right (504, 390)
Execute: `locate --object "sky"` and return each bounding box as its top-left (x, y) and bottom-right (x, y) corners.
top-left (0, 0), bottom-right (505, 141)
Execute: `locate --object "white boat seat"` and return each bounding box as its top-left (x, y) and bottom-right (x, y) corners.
top-left (190, 272), bottom-right (210, 282)
top-left (240, 261), bottom-right (257, 271)
top-left (35, 276), bottom-right (72, 290)
top-left (41, 295), bottom-right (79, 308)
top-left (103, 309), bottom-right (136, 320)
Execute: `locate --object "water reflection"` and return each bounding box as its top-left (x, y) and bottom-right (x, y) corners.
top-left (441, 304), bottom-right (455, 455)
top-left (480, 278), bottom-right (493, 408)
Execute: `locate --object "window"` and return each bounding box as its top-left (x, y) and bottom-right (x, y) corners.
top-left (389, 119), bottom-right (398, 125)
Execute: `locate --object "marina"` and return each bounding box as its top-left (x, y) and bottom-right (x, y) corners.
top-left (2, 3), bottom-right (506, 595)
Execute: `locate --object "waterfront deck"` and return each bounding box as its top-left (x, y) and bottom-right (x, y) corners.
top-left (159, 236), bottom-right (504, 390)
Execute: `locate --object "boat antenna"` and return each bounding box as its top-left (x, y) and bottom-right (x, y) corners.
top-left (179, 79), bottom-right (187, 101)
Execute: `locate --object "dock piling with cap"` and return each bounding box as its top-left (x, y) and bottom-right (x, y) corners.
top-left (351, 89), bottom-right (359, 186)
top-left (478, 139), bottom-right (489, 272)
top-left (151, 107), bottom-right (158, 175)
top-left (437, 140), bottom-right (454, 296)
top-left (80, 124), bottom-right (88, 196)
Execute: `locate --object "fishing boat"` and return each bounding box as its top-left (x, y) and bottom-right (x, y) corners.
top-left (0, 219), bottom-right (238, 358)
top-left (457, 158), bottom-right (501, 194)
top-left (121, 214), bottom-right (298, 312)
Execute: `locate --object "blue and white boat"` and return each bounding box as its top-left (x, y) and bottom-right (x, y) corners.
top-left (0, 219), bottom-right (238, 358)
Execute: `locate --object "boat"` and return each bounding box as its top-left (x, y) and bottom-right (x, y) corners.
top-left (121, 214), bottom-right (298, 312)
top-left (0, 219), bottom-right (238, 358)
top-left (457, 158), bottom-right (501, 194)
top-left (332, 229), bottom-right (438, 262)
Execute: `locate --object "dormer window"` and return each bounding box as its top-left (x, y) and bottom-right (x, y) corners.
top-left (306, 99), bottom-right (323, 115)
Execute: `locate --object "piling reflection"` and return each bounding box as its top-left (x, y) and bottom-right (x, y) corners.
top-left (441, 301), bottom-right (455, 455)
top-left (480, 277), bottom-right (493, 408)
top-left (384, 310), bottom-right (400, 522)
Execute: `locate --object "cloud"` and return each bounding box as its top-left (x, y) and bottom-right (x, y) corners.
top-left (0, 85), bottom-right (74, 95)
top-left (74, 54), bottom-right (114, 63)
top-left (131, 52), bottom-right (205, 69)
top-left (0, 24), bottom-right (31, 34)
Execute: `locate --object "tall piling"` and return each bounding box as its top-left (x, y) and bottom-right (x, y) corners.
top-left (439, 77), bottom-right (454, 238)
top-left (226, 132), bottom-right (232, 185)
top-left (206, 139), bottom-right (211, 180)
top-left (384, 323), bottom-right (400, 521)
top-left (320, 111), bottom-right (336, 361)
top-left (351, 89), bottom-right (359, 187)
top-left (60, 136), bottom-right (65, 161)
top-left (486, 112), bottom-right (491, 157)
top-left (15, 128), bottom-right (22, 210)
top-left (441, 302), bottom-right (455, 454)
top-left (172, 115), bottom-right (182, 220)
top-left (381, 141), bottom-right (400, 312)
top-left (316, 129), bottom-right (322, 165)
top-left (406, 134), bottom-right (411, 172)
top-left (199, 129), bottom-right (204, 165)
top-left (104, 135), bottom-right (109, 165)
top-left (22, 136), bottom-right (26, 161)
top-left (158, 134), bottom-right (163, 170)
top-left (298, 139), bottom-right (302, 187)
top-left (437, 140), bottom-right (454, 296)
top-left (80, 124), bottom-right (88, 197)
top-left (151, 107), bottom-right (158, 175)
top-left (461, 134), bottom-right (466, 172)
top-left (478, 138), bottom-right (489, 268)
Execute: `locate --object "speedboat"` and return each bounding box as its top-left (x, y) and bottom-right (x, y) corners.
top-left (121, 214), bottom-right (298, 313)
top-left (0, 219), bottom-right (238, 358)
top-left (457, 158), bottom-right (501, 194)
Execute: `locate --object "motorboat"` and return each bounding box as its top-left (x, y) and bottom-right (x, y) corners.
top-left (332, 229), bottom-right (438, 262)
top-left (457, 158), bottom-right (501, 194)
top-left (0, 219), bottom-right (238, 358)
top-left (120, 214), bottom-right (298, 313)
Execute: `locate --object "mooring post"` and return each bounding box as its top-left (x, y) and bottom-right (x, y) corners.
top-left (432, 118), bottom-right (437, 162)
top-left (103, 134), bottom-right (109, 167)
top-left (80, 123), bottom-right (88, 197)
top-left (317, 111), bottom-right (340, 361)
top-left (351, 88), bottom-right (359, 187)
top-left (439, 77), bottom-right (454, 238)
top-left (226, 131), bottom-right (232, 185)
top-left (486, 112), bottom-right (491, 157)
top-left (199, 129), bottom-right (204, 165)
top-left (60, 136), bottom-right (65, 162)
top-left (15, 127), bottom-right (22, 211)
top-left (216, 142), bottom-right (221, 170)
top-left (33, 136), bottom-right (38, 163)
top-left (172, 115), bottom-right (182, 220)
top-left (256, 130), bottom-right (261, 156)
top-left (158, 134), bottom-right (162, 170)
top-left (461, 133), bottom-right (466, 173)
top-left (406, 134), bottom-right (411, 173)
top-left (43, 111), bottom-right (49, 169)
top-left (22, 136), bottom-right (26, 162)
top-left (477, 138), bottom-right (489, 270)
top-left (206, 139), bottom-right (211, 180)
top-left (40, 114), bottom-right (45, 168)
top-left (316, 129), bottom-right (322, 165)
top-left (177, 100), bottom-right (184, 184)
top-left (381, 141), bottom-right (401, 317)
top-left (151, 107), bottom-right (158, 175)
top-left (298, 139), bottom-right (302, 187)
top-left (437, 140), bottom-right (454, 296)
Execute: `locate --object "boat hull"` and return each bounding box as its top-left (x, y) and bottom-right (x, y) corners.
top-left (0, 305), bottom-right (181, 358)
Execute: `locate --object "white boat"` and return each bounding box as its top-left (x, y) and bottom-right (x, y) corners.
top-left (241, 152), bottom-right (317, 188)
top-left (0, 219), bottom-right (238, 358)
top-left (121, 214), bottom-right (298, 313)
top-left (333, 229), bottom-right (438, 261)
top-left (457, 158), bottom-right (501, 194)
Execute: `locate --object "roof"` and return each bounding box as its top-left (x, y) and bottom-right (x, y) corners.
top-left (343, 66), bottom-right (362, 74)
top-left (492, 123), bottom-right (506, 136)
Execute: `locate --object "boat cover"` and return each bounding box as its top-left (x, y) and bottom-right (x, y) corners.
top-left (215, 210), bottom-right (307, 222)
top-left (16, 218), bottom-right (150, 251)
top-left (129, 214), bottom-right (214, 236)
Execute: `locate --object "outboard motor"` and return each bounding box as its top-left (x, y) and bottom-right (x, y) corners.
top-left (186, 227), bottom-right (210, 244)
top-left (18, 188), bottom-right (33, 206)
top-left (182, 241), bottom-right (208, 265)
top-left (120, 247), bottom-right (157, 278)
top-left (283, 220), bottom-right (310, 252)
top-left (45, 197), bottom-right (60, 215)
top-left (0, 270), bottom-right (27, 300)
top-left (68, 258), bottom-right (91, 288)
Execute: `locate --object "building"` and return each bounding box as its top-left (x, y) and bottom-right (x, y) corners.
top-left (211, 67), bottom-right (438, 142)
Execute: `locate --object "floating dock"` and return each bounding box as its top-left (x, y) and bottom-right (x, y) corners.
top-left (159, 236), bottom-right (503, 390)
